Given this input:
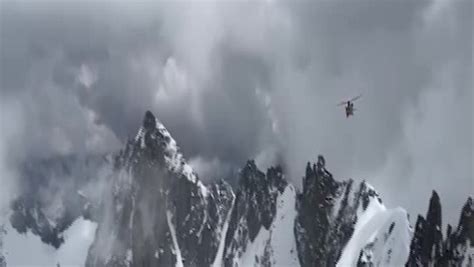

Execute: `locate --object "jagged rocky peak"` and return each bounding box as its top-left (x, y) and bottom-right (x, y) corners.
top-left (407, 191), bottom-right (474, 266)
top-left (87, 111), bottom-right (229, 266)
top-left (121, 111), bottom-right (206, 190)
top-left (238, 159), bottom-right (261, 187)
top-left (234, 159), bottom-right (287, 234)
top-left (295, 155), bottom-right (386, 266)
top-left (448, 196), bottom-right (474, 264)
top-left (222, 160), bottom-right (295, 266)
top-left (426, 190), bottom-right (442, 228)
top-left (406, 191), bottom-right (444, 266)
top-left (139, 110), bottom-right (168, 149)
top-left (458, 197), bottom-right (474, 243)
top-left (131, 110), bottom-right (168, 156)
top-left (238, 160), bottom-right (287, 194)
top-left (143, 110), bottom-right (157, 130)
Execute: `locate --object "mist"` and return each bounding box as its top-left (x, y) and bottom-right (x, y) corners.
top-left (0, 0), bottom-right (472, 229)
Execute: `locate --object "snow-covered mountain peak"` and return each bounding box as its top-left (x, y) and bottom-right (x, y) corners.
top-left (132, 111), bottom-right (207, 196)
top-left (143, 110), bottom-right (157, 130)
top-left (2, 112), bottom-right (473, 267)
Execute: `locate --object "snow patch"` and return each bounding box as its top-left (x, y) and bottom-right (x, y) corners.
top-left (238, 225), bottom-right (270, 266)
top-left (212, 197), bottom-right (235, 267)
top-left (269, 185), bottom-right (300, 267)
top-left (234, 185), bottom-right (300, 266)
top-left (135, 127), bottom-right (146, 149)
top-left (337, 197), bottom-right (412, 266)
top-left (359, 208), bottom-right (411, 266)
top-left (338, 198), bottom-right (386, 266)
top-left (462, 240), bottom-right (474, 267)
top-left (332, 184), bottom-right (346, 218)
top-left (129, 195), bottom-right (135, 230)
top-left (166, 210), bottom-right (184, 267)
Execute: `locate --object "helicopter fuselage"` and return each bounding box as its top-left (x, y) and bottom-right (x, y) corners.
top-left (345, 101), bottom-right (355, 117)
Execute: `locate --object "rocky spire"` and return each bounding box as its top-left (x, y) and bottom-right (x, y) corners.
top-left (143, 110), bottom-right (157, 130)
top-left (406, 191), bottom-right (468, 266)
top-left (457, 197), bottom-right (474, 244)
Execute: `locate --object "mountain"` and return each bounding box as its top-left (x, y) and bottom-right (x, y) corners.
top-left (296, 159), bottom-right (412, 266)
top-left (1, 111), bottom-right (473, 266)
top-left (7, 154), bottom-right (108, 248)
top-left (86, 111), bottom-right (234, 267)
top-left (406, 193), bottom-right (474, 266)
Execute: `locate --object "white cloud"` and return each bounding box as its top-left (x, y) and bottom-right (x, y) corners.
top-left (76, 64), bottom-right (98, 90)
top-left (373, 63), bottom-right (472, 227)
top-left (84, 108), bottom-right (121, 154)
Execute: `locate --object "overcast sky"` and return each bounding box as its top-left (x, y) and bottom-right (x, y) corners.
top-left (0, 0), bottom-right (472, 227)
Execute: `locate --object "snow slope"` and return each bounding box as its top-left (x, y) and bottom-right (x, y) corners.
top-left (337, 196), bottom-right (412, 266)
top-left (212, 197), bottom-right (235, 267)
top-left (166, 210), bottom-right (184, 267)
top-left (236, 185), bottom-right (300, 267)
top-left (462, 241), bottom-right (474, 267)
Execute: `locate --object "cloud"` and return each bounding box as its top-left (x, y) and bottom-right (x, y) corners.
top-left (0, 98), bottom-right (23, 214)
top-left (0, 0), bottom-right (472, 228)
top-left (369, 0), bottom-right (473, 226)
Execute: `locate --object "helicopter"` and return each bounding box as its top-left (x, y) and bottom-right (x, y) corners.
top-left (337, 94), bottom-right (362, 118)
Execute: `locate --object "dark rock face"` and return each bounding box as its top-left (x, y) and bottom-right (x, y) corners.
top-left (143, 110), bottom-right (157, 130)
top-left (406, 191), bottom-right (444, 266)
top-left (407, 193), bottom-right (474, 266)
top-left (456, 198), bottom-right (474, 248)
top-left (295, 161), bottom-right (339, 266)
top-left (8, 155), bottom-right (106, 248)
top-left (9, 197), bottom-right (73, 248)
top-left (295, 157), bottom-right (382, 266)
top-left (444, 197), bottom-right (474, 265)
top-left (223, 161), bottom-right (287, 266)
top-left (86, 111), bottom-right (234, 267)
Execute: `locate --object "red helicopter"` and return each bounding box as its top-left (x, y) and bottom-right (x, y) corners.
top-left (337, 94), bottom-right (362, 118)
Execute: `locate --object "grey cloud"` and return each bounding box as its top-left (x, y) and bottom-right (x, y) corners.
top-left (0, 0), bottom-right (472, 227)
top-left (274, 0), bottom-right (434, 175)
top-left (271, 0), bottom-right (472, 226)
